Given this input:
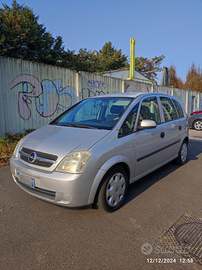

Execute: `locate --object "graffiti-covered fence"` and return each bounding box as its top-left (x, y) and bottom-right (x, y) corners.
top-left (0, 56), bottom-right (202, 137)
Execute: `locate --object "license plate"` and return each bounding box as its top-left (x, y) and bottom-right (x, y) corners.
top-left (17, 171), bottom-right (35, 188)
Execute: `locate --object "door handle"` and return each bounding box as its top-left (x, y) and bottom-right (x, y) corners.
top-left (160, 132), bottom-right (165, 138)
top-left (179, 125), bottom-right (182, 130)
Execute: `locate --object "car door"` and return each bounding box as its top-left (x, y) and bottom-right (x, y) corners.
top-left (172, 98), bottom-right (188, 140)
top-left (133, 96), bottom-right (166, 177)
top-left (159, 96), bottom-right (184, 161)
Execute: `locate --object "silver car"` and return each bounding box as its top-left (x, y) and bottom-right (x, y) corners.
top-left (10, 92), bottom-right (189, 212)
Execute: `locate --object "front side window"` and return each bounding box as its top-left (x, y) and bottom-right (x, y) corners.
top-left (119, 103), bottom-right (139, 136)
top-left (51, 97), bottom-right (133, 130)
top-left (139, 97), bottom-right (161, 124)
top-left (160, 97), bottom-right (178, 122)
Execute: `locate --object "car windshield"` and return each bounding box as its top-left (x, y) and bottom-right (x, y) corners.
top-left (50, 97), bottom-right (133, 130)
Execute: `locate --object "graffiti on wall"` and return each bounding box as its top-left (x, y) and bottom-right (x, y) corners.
top-left (191, 96), bottom-right (196, 112)
top-left (87, 80), bottom-right (106, 90)
top-left (9, 75), bottom-right (76, 120)
top-left (81, 80), bottom-right (109, 99)
top-left (200, 98), bottom-right (202, 110)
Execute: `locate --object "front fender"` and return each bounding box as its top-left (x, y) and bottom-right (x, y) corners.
top-left (87, 155), bottom-right (133, 205)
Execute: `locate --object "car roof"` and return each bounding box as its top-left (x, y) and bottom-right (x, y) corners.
top-left (91, 92), bottom-right (175, 99)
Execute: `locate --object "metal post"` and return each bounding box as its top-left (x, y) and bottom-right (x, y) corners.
top-left (128, 38), bottom-right (136, 80)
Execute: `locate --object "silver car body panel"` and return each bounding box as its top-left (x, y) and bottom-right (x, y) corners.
top-left (16, 125), bottom-right (110, 172)
top-left (10, 156), bottom-right (99, 206)
top-left (10, 92), bottom-right (189, 208)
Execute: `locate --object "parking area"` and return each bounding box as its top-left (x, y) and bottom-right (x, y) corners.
top-left (0, 129), bottom-right (202, 270)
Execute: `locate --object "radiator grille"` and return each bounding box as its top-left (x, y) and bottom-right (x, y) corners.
top-left (20, 147), bottom-right (58, 168)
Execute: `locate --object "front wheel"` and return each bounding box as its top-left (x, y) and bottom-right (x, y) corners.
top-left (96, 165), bottom-right (128, 212)
top-left (174, 140), bottom-right (188, 165)
top-left (193, 120), bottom-right (202, 131)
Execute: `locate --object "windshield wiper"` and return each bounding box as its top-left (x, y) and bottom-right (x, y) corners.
top-left (59, 123), bottom-right (98, 129)
top-left (71, 124), bottom-right (98, 129)
top-left (59, 124), bottom-right (74, 127)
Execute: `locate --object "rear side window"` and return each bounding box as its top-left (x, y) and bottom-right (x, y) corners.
top-left (173, 99), bottom-right (185, 118)
top-left (160, 97), bottom-right (178, 122)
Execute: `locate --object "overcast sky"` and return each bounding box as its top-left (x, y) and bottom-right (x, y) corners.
top-left (2, 0), bottom-right (202, 83)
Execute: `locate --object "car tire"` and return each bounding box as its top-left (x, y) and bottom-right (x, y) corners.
top-left (96, 165), bottom-right (128, 212)
top-left (193, 120), bottom-right (202, 131)
top-left (174, 140), bottom-right (188, 165)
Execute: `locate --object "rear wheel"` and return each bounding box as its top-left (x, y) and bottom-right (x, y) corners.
top-left (193, 120), bottom-right (202, 131)
top-left (175, 140), bottom-right (188, 165)
top-left (96, 165), bottom-right (128, 212)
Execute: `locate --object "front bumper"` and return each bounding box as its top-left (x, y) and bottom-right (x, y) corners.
top-left (10, 156), bottom-right (98, 207)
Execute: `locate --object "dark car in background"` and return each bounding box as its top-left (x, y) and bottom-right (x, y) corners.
top-left (188, 111), bottom-right (202, 131)
top-left (190, 110), bottom-right (202, 116)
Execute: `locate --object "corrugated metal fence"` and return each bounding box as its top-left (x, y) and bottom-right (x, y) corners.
top-left (0, 57), bottom-right (202, 137)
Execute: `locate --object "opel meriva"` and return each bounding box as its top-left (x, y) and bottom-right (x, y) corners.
top-left (10, 92), bottom-right (189, 212)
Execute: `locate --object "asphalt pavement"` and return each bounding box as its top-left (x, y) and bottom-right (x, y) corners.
top-left (0, 129), bottom-right (202, 270)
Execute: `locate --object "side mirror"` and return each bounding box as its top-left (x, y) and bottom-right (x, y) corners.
top-left (138, 119), bottom-right (157, 130)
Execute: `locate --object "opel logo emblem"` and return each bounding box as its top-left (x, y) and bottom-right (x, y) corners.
top-left (28, 152), bottom-right (37, 163)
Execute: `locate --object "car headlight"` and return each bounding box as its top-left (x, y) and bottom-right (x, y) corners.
top-left (13, 138), bottom-right (23, 158)
top-left (55, 151), bottom-right (92, 174)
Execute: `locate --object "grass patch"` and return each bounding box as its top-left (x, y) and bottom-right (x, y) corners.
top-left (0, 129), bottom-right (34, 166)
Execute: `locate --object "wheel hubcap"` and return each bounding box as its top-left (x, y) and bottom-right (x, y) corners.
top-left (106, 173), bottom-right (126, 207)
top-left (194, 121), bottom-right (202, 130)
top-left (181, 143), bottom-right (188, 162)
